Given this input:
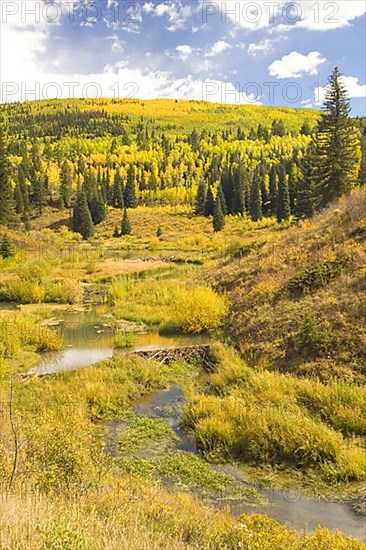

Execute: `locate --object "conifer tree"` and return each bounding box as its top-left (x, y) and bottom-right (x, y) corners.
top-left (195, 181), bottom-right (207, 216)
top-left (277, 166), bottom-right (291, 222)
top-left (0, 234), bottom-right (14, 259)
top-left (232, 166), bottom-right (245, 215)
top-left (212, 196), bottom-right (225, 232)
top-left (0, 124), bottom-right (17, 228)
top-left (59, 160), bottom-right (73, 208)
top-left (110, 171), bottom-right (124, 208)
top-left (121, 208), bottom-right (132, 235)
top-left (204, 186), bottom-right (215, 217)
top-left (311, 67), bottom-right (361, 209)
top-left (217, 183), bottom-right (227, 216)
top-left (124, 165), bottom-right (138, 208)
top-left (269, 166), bottom-right (278, 216)
top-left (72, 188), bottom-right (95, 239)
top-left (89, 190), bottom-right (107, 225)
top-left (14, 181), bottom-right (24, 215)
top-left (249, 177), bottom-right (262, 222)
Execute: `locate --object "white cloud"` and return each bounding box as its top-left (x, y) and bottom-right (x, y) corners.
top-left (143, 1), bottom-right (193, 31)
top-left (248, 39), bottom-right (275, 57)
top-left (204, 0), bottom-right (366, 32)
top-left (176, 44), bottom-right (193, 60)
top-left (314, 75), bottom-right (366, 104)
top-left (269, 51), bottom-right (326, 79)
top-left (205, 40), bottom-right (232, 57)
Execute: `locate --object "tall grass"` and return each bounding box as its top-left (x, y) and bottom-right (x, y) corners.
top-left (183, 344), bottom-right (366, 482)
top-left (109, 275), bottom-right (228, 332)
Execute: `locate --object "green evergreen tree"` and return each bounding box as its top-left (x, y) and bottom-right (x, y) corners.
top-left (0, 233), bottom-right (14, 259)
top-left (195, 181), bottom-right (207, 216)
top-left (277, 167), bottom-right (291, 222)
top-left (124, 165), bottom-right (138, 208)
top-left (232, 166), bottom-right (245, 215)
top-left (249, 177), bottom-right (262, 222)
top-left (269, 166), bottom-right (278, 216)
top-left (212, 196), bottom-right (225, 232)
top-left (72, 188), bottom-right (95, 239)
top-left (0, 124), bottom-right (17, 228)
top-left (217, 183), bottom-right (227, 216)
top-left (121, 208), bottom-right (132, 236)
top-left (59, 160), bottom-right (73, 208)
top-left (300, 121), bottom-right (312, 136)
top-left (156, 225), bottom-right (163, 238)
top-left (14, 181), bottom-right (24, 215)
top-left (204, 186), bottom-right (215, 217)
top-left (89, 190), bottom-right (107, 225)
top-left (312, 67), bottom-right (361, 209)
top-left (23, 212), bottom-right (32, 232)
top-left (17, 165), bottom-right (30, 214)
top-left (110, 171), bottom-right (124, 208)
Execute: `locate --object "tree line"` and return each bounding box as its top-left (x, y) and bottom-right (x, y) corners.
top-left (0, 68), bottom-right (364, 238)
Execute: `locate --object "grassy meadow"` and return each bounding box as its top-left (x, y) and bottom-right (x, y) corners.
top-left (0, 189), bottom-right (366, 548)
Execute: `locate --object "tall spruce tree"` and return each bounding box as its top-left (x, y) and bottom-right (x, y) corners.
top-left (232, 166), bottom-right (245, 215)
top-left (204, 185), bottom-right (215, 217)
top-left (72, 188), bottom-right (95, 240)
top-left (110, 170), bottom-right (124, 208)
top-left (276, 166), bottom-right (291, 222)
top-left (0, 234), bottom-right (14, 259)
top-left (269, 166), bottom-right (278, 216)
top-left (0, 124), bottom-right (17, 228)
top-left (311, 67), bottom-right (361, 209)
top-left (212, 196), bottom-right (225, 232)
top-left (217, 183), bottom-right (227, 216)
top-left (195, 180), bottom-right (207, 215)
top-left (89, 190), bottom-right (107, 225)
top-left (125, 165), bottom-right (138, 208)
top-left (59, 160), bottom-right (73, 208)
top-left (249, 177), bottom-right (262, 222)
top-left (121, 208), bottom-right (132, 235)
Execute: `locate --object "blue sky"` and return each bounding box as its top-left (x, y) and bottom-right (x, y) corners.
top-left (1, 0), bottom-right (365, 114)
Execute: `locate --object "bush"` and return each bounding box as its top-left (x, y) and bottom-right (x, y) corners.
top-left (169, 285), bottom-right (229, 333)
top-left (297, 313), bottom-right (332, 358)
top-left (286, 257), bottom-right (348, 296)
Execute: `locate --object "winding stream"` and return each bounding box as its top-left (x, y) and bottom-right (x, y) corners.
top-left (136, 386), bottom-right (366, 542)
top-left (8, 303), bottom-right (366, 542)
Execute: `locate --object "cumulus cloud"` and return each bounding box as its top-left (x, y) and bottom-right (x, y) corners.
top-left (142, 1), bottom-right (193, 31)
top-left (176, 44), bottom-right (194, 61)
top-left (314, 75), bottom-right (366, 104)
top-left (205, 40), bottom-right (232, 57)
top-left (248, 39), bottom-right (275, 56)
top-left (203, 0), bottom-right (366, 32)
top-left (269, 51), bottom-right (326, 79)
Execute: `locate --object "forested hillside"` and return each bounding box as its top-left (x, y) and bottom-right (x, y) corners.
top-left (1, 98), bottom-right (320, 221)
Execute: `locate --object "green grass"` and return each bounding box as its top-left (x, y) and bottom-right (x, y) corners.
top-left (117, 414), bottom-right (177, 452)
top-left (183, 344), bottom-right (366, 487)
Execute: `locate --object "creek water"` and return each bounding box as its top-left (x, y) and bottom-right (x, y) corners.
top-left (135, 386), bottom-right (366, 542)
top-left (29, 304), bottom-right (209, 376)
top-left (11, 302), bottom-right (365, 542)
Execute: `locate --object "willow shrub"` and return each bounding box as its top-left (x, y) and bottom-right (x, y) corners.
top-left (169, 285), bottom-right (229, 333)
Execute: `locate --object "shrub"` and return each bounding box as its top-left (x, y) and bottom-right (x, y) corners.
top-left (297, 313), bottom-right (332, 358)
top-left (286, 257), bottom-right (348, 296)
top-left (170, 285), bottom-right (229, 333)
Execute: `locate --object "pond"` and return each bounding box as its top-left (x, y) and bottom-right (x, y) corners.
top-left (29, 304), bottom-right (209, 376)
